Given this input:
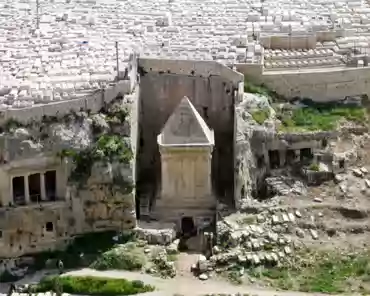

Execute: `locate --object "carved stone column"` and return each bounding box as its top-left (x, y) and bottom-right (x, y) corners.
top-left (40, 173), bottom-right (46, 201)
top-left (24, 174), bottom-right (30, 204)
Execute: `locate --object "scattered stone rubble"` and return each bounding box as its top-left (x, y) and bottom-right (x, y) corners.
top-left (147, 246), bottom-right (177, 278)
top-left (265, 176), bottom-right (307, 196)
top-left (189, 207), bottom-right (321, 282)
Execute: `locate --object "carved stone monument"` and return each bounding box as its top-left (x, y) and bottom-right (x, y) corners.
top-left (154, 96), bottom-right (215, 228)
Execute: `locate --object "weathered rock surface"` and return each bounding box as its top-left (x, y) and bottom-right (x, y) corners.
top-left (135, 222), bottom-right (177, 245)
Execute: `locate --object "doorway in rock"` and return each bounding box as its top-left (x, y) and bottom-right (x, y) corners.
top-left (178, 216), bottom-right (196, 251)
top-left (179, 216), bottom-right (198, 252)
top-left (181, 216), bottom-right (195, 236)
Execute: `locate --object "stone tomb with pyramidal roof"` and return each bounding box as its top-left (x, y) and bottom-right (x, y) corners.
top-left (153, 96), bottom-right (216, 229)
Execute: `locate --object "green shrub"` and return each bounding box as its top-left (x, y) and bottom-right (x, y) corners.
top-left (60, 134), bottom-right (133, 185)
top-left (308, 163), bottom-right (320, 171)
top-left (90, 242), bottom-right (146, 271)
top-left (30, 276), bottom-right (154, 296)
top-left (251, 109), bottom-right (270, 125)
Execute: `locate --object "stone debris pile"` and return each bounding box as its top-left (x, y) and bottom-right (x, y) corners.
top-left (187, 209), bottom-right (323, 282)
top-left (209, 211), bottom-right (300, 269)
top-left (265, 176), bottom-right (307, 196)
top-left (146, 246), bottom-right (177, 278)
top-left (335, 165), bottom-right (370, 198)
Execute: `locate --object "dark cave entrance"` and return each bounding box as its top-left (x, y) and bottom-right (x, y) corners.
top-left (286, 149), bottom-right (296, 165)
top-left (45, 170), bottom-right (57, 201)
top-left (181, 216), bottom-right (195, 236)
top-left (268, 150), bottom-right (280, 169)
top-left (12, 176), bottom-right (25, 205)
top-left (300, 148), bottom-right (313, 164)
top-left (29, 173), bottom-right (41, 203)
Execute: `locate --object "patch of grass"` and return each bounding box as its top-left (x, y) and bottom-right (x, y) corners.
top-left (248, 249), bottom-right (370, 294)
top-left (90, 242), bottom-right (146, 271)
top-left (32, 231), bottom-right (135, 270)
top-left (29, 276), bottom-right (154, 296)
top-left (278, 104), bottom-right (367, 132)
top-left (244, 81), bottom-right (270, 97)
top-left (251, 109), bottom-right (270, 125)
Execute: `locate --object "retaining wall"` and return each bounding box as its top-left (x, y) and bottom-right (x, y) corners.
top-left (0, 53), bottom-right (139, 124)
top-left (236, 63), bottom-right (370, 101)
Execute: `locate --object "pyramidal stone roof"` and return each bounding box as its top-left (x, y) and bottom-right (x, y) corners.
top-left (158, 96), bottom-right (214, 146)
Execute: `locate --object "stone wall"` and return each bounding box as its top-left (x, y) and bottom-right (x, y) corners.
top-left (0, 53), bottom-right (138, 125)
top-left (237, 63), bottom-right (370, 101)
top-left (138, 58), bottom-right (243, 84)
top-left (137, 58), bottom-right (244, 209)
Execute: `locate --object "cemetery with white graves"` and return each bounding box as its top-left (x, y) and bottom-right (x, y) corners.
top-left (0, 0), bottom-right (370, 295)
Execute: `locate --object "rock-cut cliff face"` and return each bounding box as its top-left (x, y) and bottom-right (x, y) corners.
top-left (234, 93), bottom-right (276, 209)
top-left (0, 93), bottom-right (137, 258)
top-left (234, 102), bottom-right (255, 208)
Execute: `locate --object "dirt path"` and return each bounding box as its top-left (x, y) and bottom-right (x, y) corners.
top-left (1, 266), bottom-right (359, 296)
top-left (63, 268), bottom-right (351, 296)
top-left (175, 252), bottom-right (199, 277)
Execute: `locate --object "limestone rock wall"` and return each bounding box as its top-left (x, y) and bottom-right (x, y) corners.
top-left (234, 101), bottom-right (260, 208)
top-left (0, 202), bottom-right (74, 257)
top-left (72, 183), bottom-right (136, 232)
top-left (0, 87), bottom-right (139, 258)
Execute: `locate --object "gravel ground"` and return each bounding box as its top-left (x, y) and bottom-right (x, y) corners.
top-left (1, 267), bottom-right (355, 296)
